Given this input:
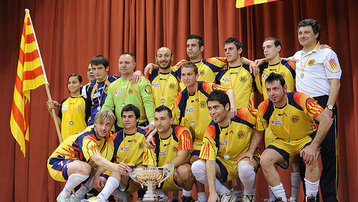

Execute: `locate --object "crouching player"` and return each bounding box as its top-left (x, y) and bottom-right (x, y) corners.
top-left (191, 90), bottom-right (260, 202)
top-left (143, 105), bottom-right (195, 202)
top-left (75, 104), bottom-right (153, 202)
top-left (47, 110), bottom-right (119, 202)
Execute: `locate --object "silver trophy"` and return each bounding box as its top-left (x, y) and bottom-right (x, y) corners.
top-left (129, 165), bottom-right (174, 201)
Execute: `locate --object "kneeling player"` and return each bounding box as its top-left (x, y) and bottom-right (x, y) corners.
top-left (191, 90), bottom-right (259, 202)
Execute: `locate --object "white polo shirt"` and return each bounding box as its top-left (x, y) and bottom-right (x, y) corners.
top-left (292, 43), bottom-right (342, 97)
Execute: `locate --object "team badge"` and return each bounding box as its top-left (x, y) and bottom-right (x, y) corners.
top-left (77, 105), bottom-right (82, 110)
top-left (128, 88), bottom-right (133, 95)
top-left (200, 70), bottom-right (205, 76)
top-left (291, 115), bottom-right (300, 123)
top-left (145, 85), bottom-right (152, 94)
top-left (308, 59), bottom-right (316, 66)
top-left (200, 101), bottom-right (206, 108)
top-left (237, 130), bottom-right (245, 139)
top-left (169, 83), bottom-right (176, 90)
top-left (138, 142), bottom-right (144, 149)
top-left (240, 76), bottom-right (247, 83)
top-left (172, 146), bottom-right (178, 153)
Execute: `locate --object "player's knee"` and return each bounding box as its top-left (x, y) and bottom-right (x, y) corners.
top-left (189, 155), bottom-right (199, 164)
top-left (237, 164), bottom-right (255, 179)
top-left (177, 164), bottom-right (193, 181)
top-left (260, 153), bottom-right (274, 170)
top-left (191, 160), bottom-right (206, 181)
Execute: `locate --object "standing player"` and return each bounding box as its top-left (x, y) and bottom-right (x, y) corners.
top-left (148, 47), bottom-right (181, 108)
top-left (82, 64), bottom-right (96, 98)
top-left (292, 19), bottom-right (341, 202)
top-left (257, 37), bottom-right (299, 202)
top-left (47, 110), bottom-right (119, 202)
top-left (143, 105), bottom-right (195, 202)
top-left (192, 90), bottom-right (259, 202)
top-left (247, 73), bottom-right (332, 202)
top-left (102, 53), bottom-right (155, 134)
top-left (80, 104), bottom-right (152, 202)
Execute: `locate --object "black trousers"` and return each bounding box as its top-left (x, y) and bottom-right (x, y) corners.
top-left (299, 95), bottom-right (339, 202)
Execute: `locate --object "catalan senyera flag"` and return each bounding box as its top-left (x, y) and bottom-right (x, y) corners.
top-left (10, 9), bottom-right (48, 156)
top-left (236, 0), bottom-right (282, 8)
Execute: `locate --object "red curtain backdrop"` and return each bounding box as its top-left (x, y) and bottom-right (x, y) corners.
top-left (1, 0), bottom-right (357, 201)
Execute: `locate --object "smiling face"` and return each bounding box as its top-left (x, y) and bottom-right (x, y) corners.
top-left (118, 54), bottom-right (136, 77)
top-left (156, 47), bottom-right (173, 70)
top-left (154, 110), bottom-right (173, 134)
top-left (181, 67), bottom-right (198, 88)
top-left (207, 100), bottom-right (230, 125)
top-left (298, 26), bottom-right (319, 49)
top-left (122, 110), bottom-right (139, 131)
top-left (67, 76), bottom-right (82, 95)
top-left (265, 80), bottom-right (287, 107)
top-left (94, 118), bottom-right (113, 139)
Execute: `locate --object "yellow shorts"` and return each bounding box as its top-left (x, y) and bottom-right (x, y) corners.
top-left (267, 133), bottom-right (315, 169)
top-left (47, 158), bottom-right (75, 182)
top-left (264, 127), bottom-right (276, 148)
top-left (158, 168), bottom-right (181, 191)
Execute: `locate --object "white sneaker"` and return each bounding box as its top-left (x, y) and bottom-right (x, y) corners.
top-left (220, 191), bottom-right (237, 202)
top-left (81, 196), bottom-right (104, 202)
top-left (158, 195), bottom-right (171, 202)
top-left (57, 194), bottom-right (70, 202)
top-left (116, 193), bottom-right (133, 202)
top-left (242, 195), bottom-right (255, 202)
top-left (70, 194), bottom-right (83, 202)
top-left (288, 197), bottom-right (297, 202)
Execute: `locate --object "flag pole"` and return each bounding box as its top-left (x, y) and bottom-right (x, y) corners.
top-left (25, 9), bottom-right (62, 143)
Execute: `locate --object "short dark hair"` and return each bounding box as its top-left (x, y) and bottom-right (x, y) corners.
top-left (264, 37), bottom-right (282, 49)
top-left (181, 61), bottom-right (198, 75)
top-left (121, 104), bottom-right (140, 120)
top-left (67, 73), bottom-right (82, 84)
top-left (155, 105), bottom-right (172, 119)
top-left (187, 34), bottom-right (204, 48)
top-left (297, 19), bottom-right (321, 42)
top-left (120, 52), bottom-right (136, 63)
top-left (224, 37), bottom-right (243, 52)
top-left (207, 90), bottom-right (230, 111)
top-left (265, 72), bottom-right (286, 87)
top-left (91, 55), bottom-right (109, 68)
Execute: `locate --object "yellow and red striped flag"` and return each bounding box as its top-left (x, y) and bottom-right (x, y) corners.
top-left (10, 9), bottom-right (48, 156)
top-left (236, 0), bottom-right (282, 8)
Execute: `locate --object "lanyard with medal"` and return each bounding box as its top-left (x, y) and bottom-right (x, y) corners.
top-left (274, 99), bottom-right (291, 142)
top-left (68, 96), bottom-right (80, 125)
top-left (219, 122), bottom-right (232, 160)
top-left (120, 80), bottom-right (131, 108)
top-left (159, 72), bottom-right (171, 104)
top-left (93, 81), bottom-right (108, 111)
top-left (299, 52), bottom-right (313, 79)
top-left (188, 92), bottom-right (198, 127)
top-left (229, 64), bottom-right (242, 90)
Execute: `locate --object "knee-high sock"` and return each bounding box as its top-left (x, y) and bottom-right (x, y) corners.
top-left (97, 176), bottom-right (119, 201)
top-left (238, 164), bottom-right (256, 196)
top-left (304, 178), bottom-right (319, 199)
top-left (269, 183), bottom-right (287, 202)
top-left (61, 173), bottom-right (89, 197)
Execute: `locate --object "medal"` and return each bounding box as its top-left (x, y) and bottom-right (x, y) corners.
top-left (224, 153), bottom-right (230, 160)
top-left (121, 103), bottom-right (126, 108)
top-left (300, 73), bottom-right (304, 78)
top-left (69, 121), bottom-right (74, 125)
top-left (190, 121), bottom-right (195, 127)
top-left (97, 106), bottom-right (101, 111)
top-left (160, 98), bottom-right (165, 104)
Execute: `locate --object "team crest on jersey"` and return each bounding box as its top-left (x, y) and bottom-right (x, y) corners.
top-left (200, 101), bottom-right (206, 108)
top-left (152, 83), bottom-right (160, 88)
top-left (138, 142), bottom-right (144, 149)
top-left (115, 91), bottom-right (122, 96)
top-left (145, 85), bottom-right (152, 94)
top-left (291, 115), bottom-right (300, 123)
top-left (104, 87), bottom-right (108, 94)
top-left (308, 59), bottom-right (316, 66)
top-left (200, 70), bottom-right (205, 76)
top-left (77, 105), bottom-right (82, 110)
top-left (240, 76), bottom-right (247, 83)
top-left (172, 146), bottom-right (178, 153)
top-left (128, 88), bottom-right (133, 95)
top-left (169, 83), bottom-right (176, 90)
top-left (237, 130), bottom-right (245, 139)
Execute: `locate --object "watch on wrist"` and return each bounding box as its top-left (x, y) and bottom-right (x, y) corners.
top-left (326, 104), bottom-right (334, 111)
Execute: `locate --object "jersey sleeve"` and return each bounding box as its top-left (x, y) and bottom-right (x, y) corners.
top-left (203, 57), bottom-right (228, 73)
top-left (172, 93), bottom-right (183, 125)
top-left (324, 50), bottom-right (342, 79)
top-left (139, 77), bottom-right (155, 123)
top-left (143, 147), bottom-right (157, 166)
top-left (81, 135), bottom-right (100, 162)
top-left (84, 97), bottom-right (92, 122)
top-left (256, 101), bottom-right (269, 131)
top-left (101, 82), bottom-right (115, 111)
top-left (58, 98), bottom-right (67, 119)
top-left (199, 121), bottom-right (218, 161)
top-left (175, 126), bottom-right (193, 152)
top-left (293, 92), bottom-right (323, 119)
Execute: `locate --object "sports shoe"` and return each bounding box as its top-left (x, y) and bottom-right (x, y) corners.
top-left (81, 196), bottom-right (104, 202)
top-left (242, 195), bottom-right (255, 202)
top-left (158, 195), bottom-right (171, 202)
top-left (306, 196), bottom-right (316, 202)
top-left (180, 196), bottom-right (195, 202)
top-left (116, 193), bottom-right (133, 202)
top-left (274, 197), bottom-right (283, 202)
top-left (57, 194), bottom-right (70, 202)
top-left (70, 194), bottom-right (83, 202)
top-left (220, 191), bottom-right (237, 202)
top-left (288, 197), bottom-right (297, 202)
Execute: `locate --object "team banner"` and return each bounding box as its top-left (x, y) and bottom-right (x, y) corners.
top-left (10, 9), bottom-right (47, 156)
top-left (236, 0), bottom-right (282, 8)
